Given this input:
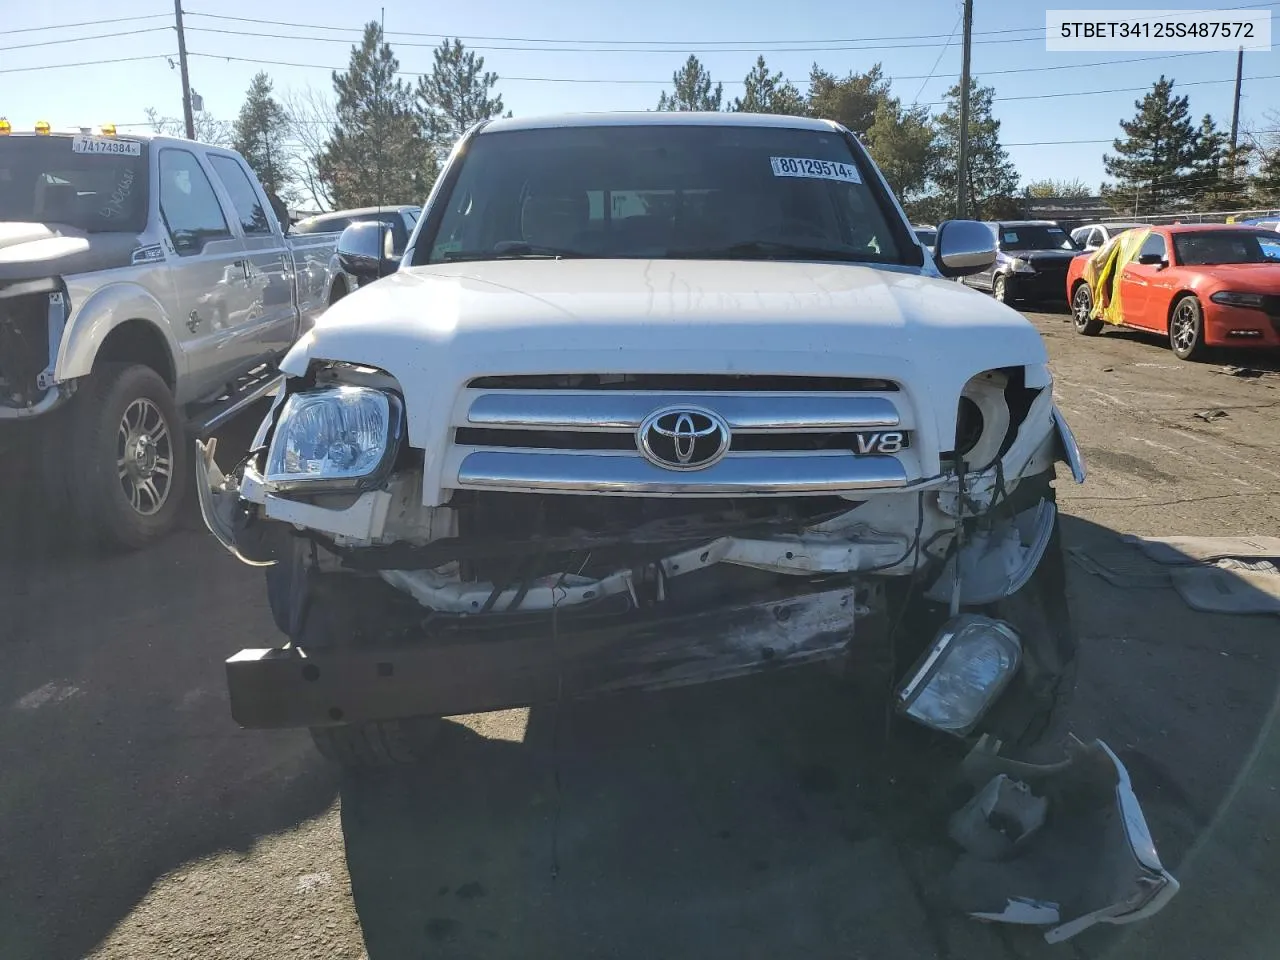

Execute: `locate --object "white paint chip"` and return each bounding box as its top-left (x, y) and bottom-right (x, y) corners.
top-left (14, 682), bottom-right (82, 711)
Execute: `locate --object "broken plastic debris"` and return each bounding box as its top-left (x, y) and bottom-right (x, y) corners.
top-left (948, 735), bottom-right (1179, 943)
top-left (948, 774), bottom-right (1047, 861)
top-left (1193, 408), bottom-right (1229, 422)
top-left (970, 897), bottom-right (1061, 925)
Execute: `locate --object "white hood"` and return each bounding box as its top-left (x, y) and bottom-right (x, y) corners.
top-left (284, 258), bottom-right (1050, 453)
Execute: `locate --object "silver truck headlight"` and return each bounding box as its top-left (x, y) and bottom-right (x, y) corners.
top-left (264, 385), bottom-right (403, 491)
top-left (896, 614), bottom-right (1022, 736)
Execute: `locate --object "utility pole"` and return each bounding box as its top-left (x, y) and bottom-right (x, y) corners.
top-left (1229, 46), bottom-right (1243, 178)
top-left (174, 0), bottom-right (195, 140)
top-left (956, 0), bottom-right (974, 218)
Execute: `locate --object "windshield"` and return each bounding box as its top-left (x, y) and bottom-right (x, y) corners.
top-left (1174, 230), bottom-right (1277, 265)
top-left (997, 224), bottom-right (1077, 252)
top-left (0, 135), bottom-right (149, 233)
top-left (421, 124), bottom-right (905, 265)
top-left (914, 229), bottom-right (937, 247)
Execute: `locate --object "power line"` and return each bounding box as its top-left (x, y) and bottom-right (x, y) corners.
top-left (0, 54), bottom-right (174, 75)
top-left (183, 12), bottom-right (1045, 44)
top-left (0, 26), bottom-right (171, 53)
top-left (181, 2), bottom-right (1279, 46)
top-left (0, 14), bottom-right (169, 36)
top-left (182, 51), bottom-right (1280, 109)
top-left (184, 24), bottom-right (1054, 53)
top-left (912, 9), bottom-right (963, 105)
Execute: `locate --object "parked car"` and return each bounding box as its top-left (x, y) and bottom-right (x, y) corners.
top-left (291, 204), bottom-right (421, 305)
top-left (911, 223), bottom-right (937, 254)
top-left (960, 220), bottom-right (1082, 306)
top-left (1070, 221), bottom-right (1145, 252)
top-left (0, 124), bottom-right (336, 548)
top-left (1066, 223), bottom-right (1280, 360)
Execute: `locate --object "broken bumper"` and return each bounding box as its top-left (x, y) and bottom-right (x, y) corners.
top-left (224, 583), bottom-right (863, 728)
top-left (949, 734), bottom-right (1179, 942)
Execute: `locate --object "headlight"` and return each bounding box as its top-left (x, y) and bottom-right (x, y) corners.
top-left (264, 385), bottom-right (403, 491)
top-left (1210, 291), bottom-right (1266, 309)
top-left (896, 614), bottom-right (1022, 736)
top-left (955, 371), bottom-right (1011, 472)
top-left (1009, 258), bottom-right (1036, 274)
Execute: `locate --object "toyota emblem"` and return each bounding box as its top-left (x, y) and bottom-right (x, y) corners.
top-left (637, 406), bottom-right (731, 471)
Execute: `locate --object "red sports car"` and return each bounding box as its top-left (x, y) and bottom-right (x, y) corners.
top-left (1064, 223), bottom-right (1280, 360)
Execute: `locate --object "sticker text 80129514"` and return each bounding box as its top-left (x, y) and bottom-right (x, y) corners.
top-left (71, 136), bottom-right (142, 157)
top-left (769, 157), bottom-right (862, 184)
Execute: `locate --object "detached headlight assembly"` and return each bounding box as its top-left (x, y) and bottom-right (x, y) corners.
top-left (896, 614), bottom-right (1022, 736)
top-left (264, 385), bottom-right (403, 491)
top-left (1210, 291), bottom-right (1266, 309)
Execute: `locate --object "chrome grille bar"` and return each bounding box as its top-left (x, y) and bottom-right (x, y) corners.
top-left (465, 392), bottom-right (901, 432)
top-left (454, 450), bottom-right (908, 495)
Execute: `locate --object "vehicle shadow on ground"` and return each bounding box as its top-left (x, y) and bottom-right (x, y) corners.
top-left (1085, 327), bottom-right (1280, 372)
top-left (339, 513), bottom-right (1280, 960)
top-left (0, 403), bottom-right (339, 960)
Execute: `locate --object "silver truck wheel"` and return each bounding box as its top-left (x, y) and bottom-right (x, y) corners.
top-left (68, 362), bottom-right (188, 550)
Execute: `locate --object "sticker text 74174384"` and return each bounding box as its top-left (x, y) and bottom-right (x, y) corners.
top-left (769, 157), bottom-right (862, 184)
top-left (71, 136), bottom-right (142, 157)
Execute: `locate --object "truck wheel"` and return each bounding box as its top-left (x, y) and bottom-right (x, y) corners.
top-left (311, 718), bottom-right (444, 768)
top-left (276, 566), bottom-right (444, 768)
top-left (67, 362), bottom-right (188, 550)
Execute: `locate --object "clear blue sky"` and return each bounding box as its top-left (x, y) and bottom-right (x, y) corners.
top-left (4, 0), bottom-right (1277, 194)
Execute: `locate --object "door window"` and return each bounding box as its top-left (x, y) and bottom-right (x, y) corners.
top-left (208, 155), bottom-right (273, 236)
top-left (158, 149), bottom-right (232, 255)
top-left (1139, 232), bottom-right (1167, 262)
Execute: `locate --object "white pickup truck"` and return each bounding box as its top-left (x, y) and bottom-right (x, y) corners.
top-left (0, 125), bottom-right (336, 548)
top-left (199, 112), bottom-right (1177, 941)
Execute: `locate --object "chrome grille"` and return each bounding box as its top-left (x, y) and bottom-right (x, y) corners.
top-left (447, 378), bottom-right (915, 496)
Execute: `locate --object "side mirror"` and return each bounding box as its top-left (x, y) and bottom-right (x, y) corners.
top-left (337, 221), bottom-right (399, 285)
top-left (933, 219), bottom-right (996, 278)
top-left (1136, 253), bottom-right (1166, 267)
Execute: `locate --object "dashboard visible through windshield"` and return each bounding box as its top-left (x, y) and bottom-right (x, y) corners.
top-left (418, 124), bottom-right (909, 266)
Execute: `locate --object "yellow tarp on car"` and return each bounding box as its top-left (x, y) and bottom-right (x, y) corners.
top-left (1081, 227), bottom-right (1150, 325)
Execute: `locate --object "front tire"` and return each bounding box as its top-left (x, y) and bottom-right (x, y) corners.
top-left (1071, 282), bottom-right (1103, 335)
top-left (63, 362), bottom-right (188, 550)
top-left (992, 274), bottom-right (1012, 305)
top-left (1169, 294), bottom-right (1207, 361)
top-left (269, 557), bottom-right (445, 769)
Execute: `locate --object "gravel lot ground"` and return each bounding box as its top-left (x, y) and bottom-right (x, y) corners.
top-left (3, 308), bottom-right (1280, 960)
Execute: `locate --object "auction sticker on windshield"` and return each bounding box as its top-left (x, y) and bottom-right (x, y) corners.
top-left (71, 136), bottom-right (142, 157)
top-left (770, 157), bottom-right (861, 183)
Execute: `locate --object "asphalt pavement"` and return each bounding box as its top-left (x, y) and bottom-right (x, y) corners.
top-left (3, 310), bottom-right (1280, 960)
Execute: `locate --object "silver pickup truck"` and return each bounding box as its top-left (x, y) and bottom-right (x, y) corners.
top-left (0, 125), bottom-right (336, 549)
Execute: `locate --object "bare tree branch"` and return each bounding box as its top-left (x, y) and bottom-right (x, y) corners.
top-left (280, 85), bottom-right (337, 212)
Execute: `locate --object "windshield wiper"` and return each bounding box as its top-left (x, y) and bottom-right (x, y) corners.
top-left (664, 240), bottom-right (873, 263)
top-left (441, 240), bottom-right (588, 262)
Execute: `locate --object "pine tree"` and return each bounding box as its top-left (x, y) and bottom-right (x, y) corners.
top-left (865, 98), bottom-right (938, 203)
top-left (415, 39), bottom-right (506, 165)
top-left (932, 77), bottom-right (1019, 219)
top-left (1103, 76), bottom-right (1202, 213)
top-left (731, 57), bottom-right (804, 115)
top-left (656, 56), bottom-right (723, 111)
top-left (319, 22), bottom-right (430, 208)
top-left (805, 64), bottom-right (891, 140)
top-left (232, 72), bottom-right (291, 198)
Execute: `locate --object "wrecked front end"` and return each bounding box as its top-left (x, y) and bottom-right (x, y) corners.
top-left (200, 360), bottom-right (1084, 735)
top-left (197, 360), bottom-right (1176, 937)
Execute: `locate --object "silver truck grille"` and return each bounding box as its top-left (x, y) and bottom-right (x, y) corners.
top-left (448, 375), bottom-right (913, 496)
